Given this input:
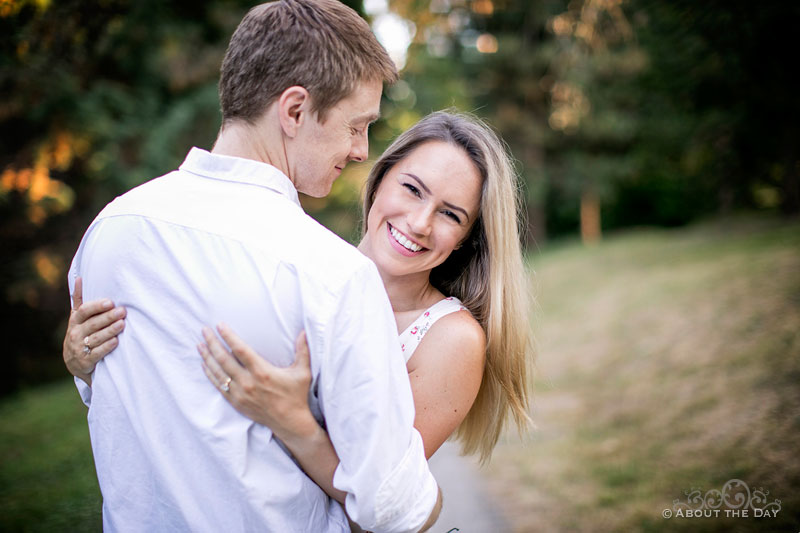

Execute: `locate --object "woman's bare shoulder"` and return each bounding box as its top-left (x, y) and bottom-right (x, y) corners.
top-left (406, 309), bottom-right (485, 371)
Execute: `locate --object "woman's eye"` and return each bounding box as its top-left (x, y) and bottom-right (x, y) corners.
top-left (404, 183), bottom-right (421, 197)
top-left (443, 210), bottom-right (461, 223)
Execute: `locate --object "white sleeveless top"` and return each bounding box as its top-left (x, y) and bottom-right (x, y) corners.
top-left (398, 297), bottom-right (468, 362)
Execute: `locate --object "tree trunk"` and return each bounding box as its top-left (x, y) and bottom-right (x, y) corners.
top-left (580, 190), bottom-right (602, 246)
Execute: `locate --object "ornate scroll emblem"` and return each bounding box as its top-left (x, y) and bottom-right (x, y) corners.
top-left (668, 479), bottom-right (781, 519)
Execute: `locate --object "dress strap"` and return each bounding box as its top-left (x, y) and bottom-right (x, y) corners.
top-left (398, 297), bottom-right (468, 361)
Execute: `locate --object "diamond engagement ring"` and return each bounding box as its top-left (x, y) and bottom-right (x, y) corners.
top-left (83, 336), bottom-right (91, 356)
top-left (221, 377), bottom-right (232, 393)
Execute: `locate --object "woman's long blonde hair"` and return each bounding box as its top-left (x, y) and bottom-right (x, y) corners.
top-left (363, 110), bottom-right (534, 462)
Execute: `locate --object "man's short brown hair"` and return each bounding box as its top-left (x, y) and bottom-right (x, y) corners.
top-left (219, 0), bottom-right (398, 125)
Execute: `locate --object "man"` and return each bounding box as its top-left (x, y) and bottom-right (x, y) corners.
top-left (68, 1), bottom-right (442, 531)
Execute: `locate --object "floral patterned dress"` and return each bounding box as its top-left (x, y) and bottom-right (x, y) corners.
top-left (398, 297), bottom-right (468, 362)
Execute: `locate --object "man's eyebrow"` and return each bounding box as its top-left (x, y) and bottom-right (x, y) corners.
top-left (402, 172), bottom-right (470, 222)
top-left (354, 111), bottom-right (381, 125)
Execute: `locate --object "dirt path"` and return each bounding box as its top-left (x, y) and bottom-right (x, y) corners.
top-left (428, 441), bottom-right (511, 533)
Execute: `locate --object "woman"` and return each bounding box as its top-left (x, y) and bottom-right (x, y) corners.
top-left (64, 110), bottom-right (533, 498)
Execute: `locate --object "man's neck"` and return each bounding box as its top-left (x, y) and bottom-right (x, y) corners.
top-left (211, 121), bottom-right (289, 177)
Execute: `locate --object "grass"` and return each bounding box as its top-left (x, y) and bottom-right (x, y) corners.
top-left (485, 214), bottom-right (800, 532)
top-left (1, 213), bottom-right (798, 532)
top-left (0, 380), bottom-right (101, 532)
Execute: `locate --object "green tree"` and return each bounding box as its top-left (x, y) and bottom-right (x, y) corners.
top-left (0, 0), bottom-right (250, 393)
top-left (388, 0), bottom-right (799, 242)
top-left (625, 0), bottom-right (800, 219)
top-left (0, 0), bottom-right (377, 394)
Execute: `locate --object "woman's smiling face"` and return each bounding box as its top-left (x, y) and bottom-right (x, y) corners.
top-left (361, 140), bottom-right (483, 279)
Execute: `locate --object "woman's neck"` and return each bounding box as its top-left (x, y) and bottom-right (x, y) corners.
top-left (358, 241), bottom-right (441, 313)
top-left (382, 272), bottom-right (440, 313)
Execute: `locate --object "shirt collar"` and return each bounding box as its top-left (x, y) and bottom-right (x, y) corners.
top-left (179, 147), bottom-right (301, 208)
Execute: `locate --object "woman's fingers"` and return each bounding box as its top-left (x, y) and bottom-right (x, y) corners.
top-left (64, 295), bottom-right (126, 381)
top-left (197, 339), bottom-right (237, 392)
top-left (82, 307), bottom-right (126, 337)
top-left (88, 336), bottom-right (119, 363)
top-left (198, 343), bottom-right (229, 391)
top-left (201, 326), bottom-right (247, 382)
top-left (65, 343), bottom-right (101, 379)
top-left (83, 318), bottom-right (126, 352)
top-left (197, 327), bottom-right (316, 437)
top-left (216, 323), bottom-right (264, 370)
top-left (71, 298), bottom-right (117, 327)
top-left (70, 277), bottom-right (115, 326)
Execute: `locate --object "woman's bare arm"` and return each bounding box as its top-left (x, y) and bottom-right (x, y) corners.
top-left (406, 311), bottom-right (486, 459)
top-left (199, 311), bottom-right (485, 511)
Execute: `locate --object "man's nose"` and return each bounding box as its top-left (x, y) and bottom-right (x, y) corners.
top-left (349, 134), bottom-right (368, 163)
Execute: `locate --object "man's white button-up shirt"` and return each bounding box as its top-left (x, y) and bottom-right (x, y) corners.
top-left (69, 148), bottom-right (437, 533)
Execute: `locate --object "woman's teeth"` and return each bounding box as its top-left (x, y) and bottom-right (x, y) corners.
top-left (390, 226), bottom-right (422, 252)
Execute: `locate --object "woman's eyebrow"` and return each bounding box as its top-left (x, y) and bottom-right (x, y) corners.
top-left (402, 172), bottom-right (470, 222)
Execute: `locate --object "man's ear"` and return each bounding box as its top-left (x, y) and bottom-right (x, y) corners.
top-left (277, 86), bottom-right (311, 138)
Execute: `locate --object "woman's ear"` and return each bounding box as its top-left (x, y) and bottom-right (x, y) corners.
top-left (277, 86), bottom-right (310, 138)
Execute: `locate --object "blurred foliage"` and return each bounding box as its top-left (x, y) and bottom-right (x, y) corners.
top-left (1, 0), bottom-right (798, 393)
top-left (1, 0), bottom-right (250, 394)
top-left (391, 0), bottom-right (799, 241)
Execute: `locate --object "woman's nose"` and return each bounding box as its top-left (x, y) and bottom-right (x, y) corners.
top-left (407, 206), bottom-right (433, 236)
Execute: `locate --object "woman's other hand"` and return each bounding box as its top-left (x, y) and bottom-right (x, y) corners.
top-left (198, 326), bottom-right (318, 441)
top-left (64, 277), bottom-right (127, 385)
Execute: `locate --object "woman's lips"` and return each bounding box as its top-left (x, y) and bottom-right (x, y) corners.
top-left (386, 223), bottom-right (425, 257)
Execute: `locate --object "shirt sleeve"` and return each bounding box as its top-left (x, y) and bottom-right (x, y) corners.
top-left (75, 376), bottom-right (92, 407)
top-left (318, 260), bottom-right (438, 533)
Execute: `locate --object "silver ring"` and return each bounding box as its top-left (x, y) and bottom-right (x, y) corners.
top-left (221, 377), bottom-right (232, 393)
top-left (83, 336), bottom-right (91, 356)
